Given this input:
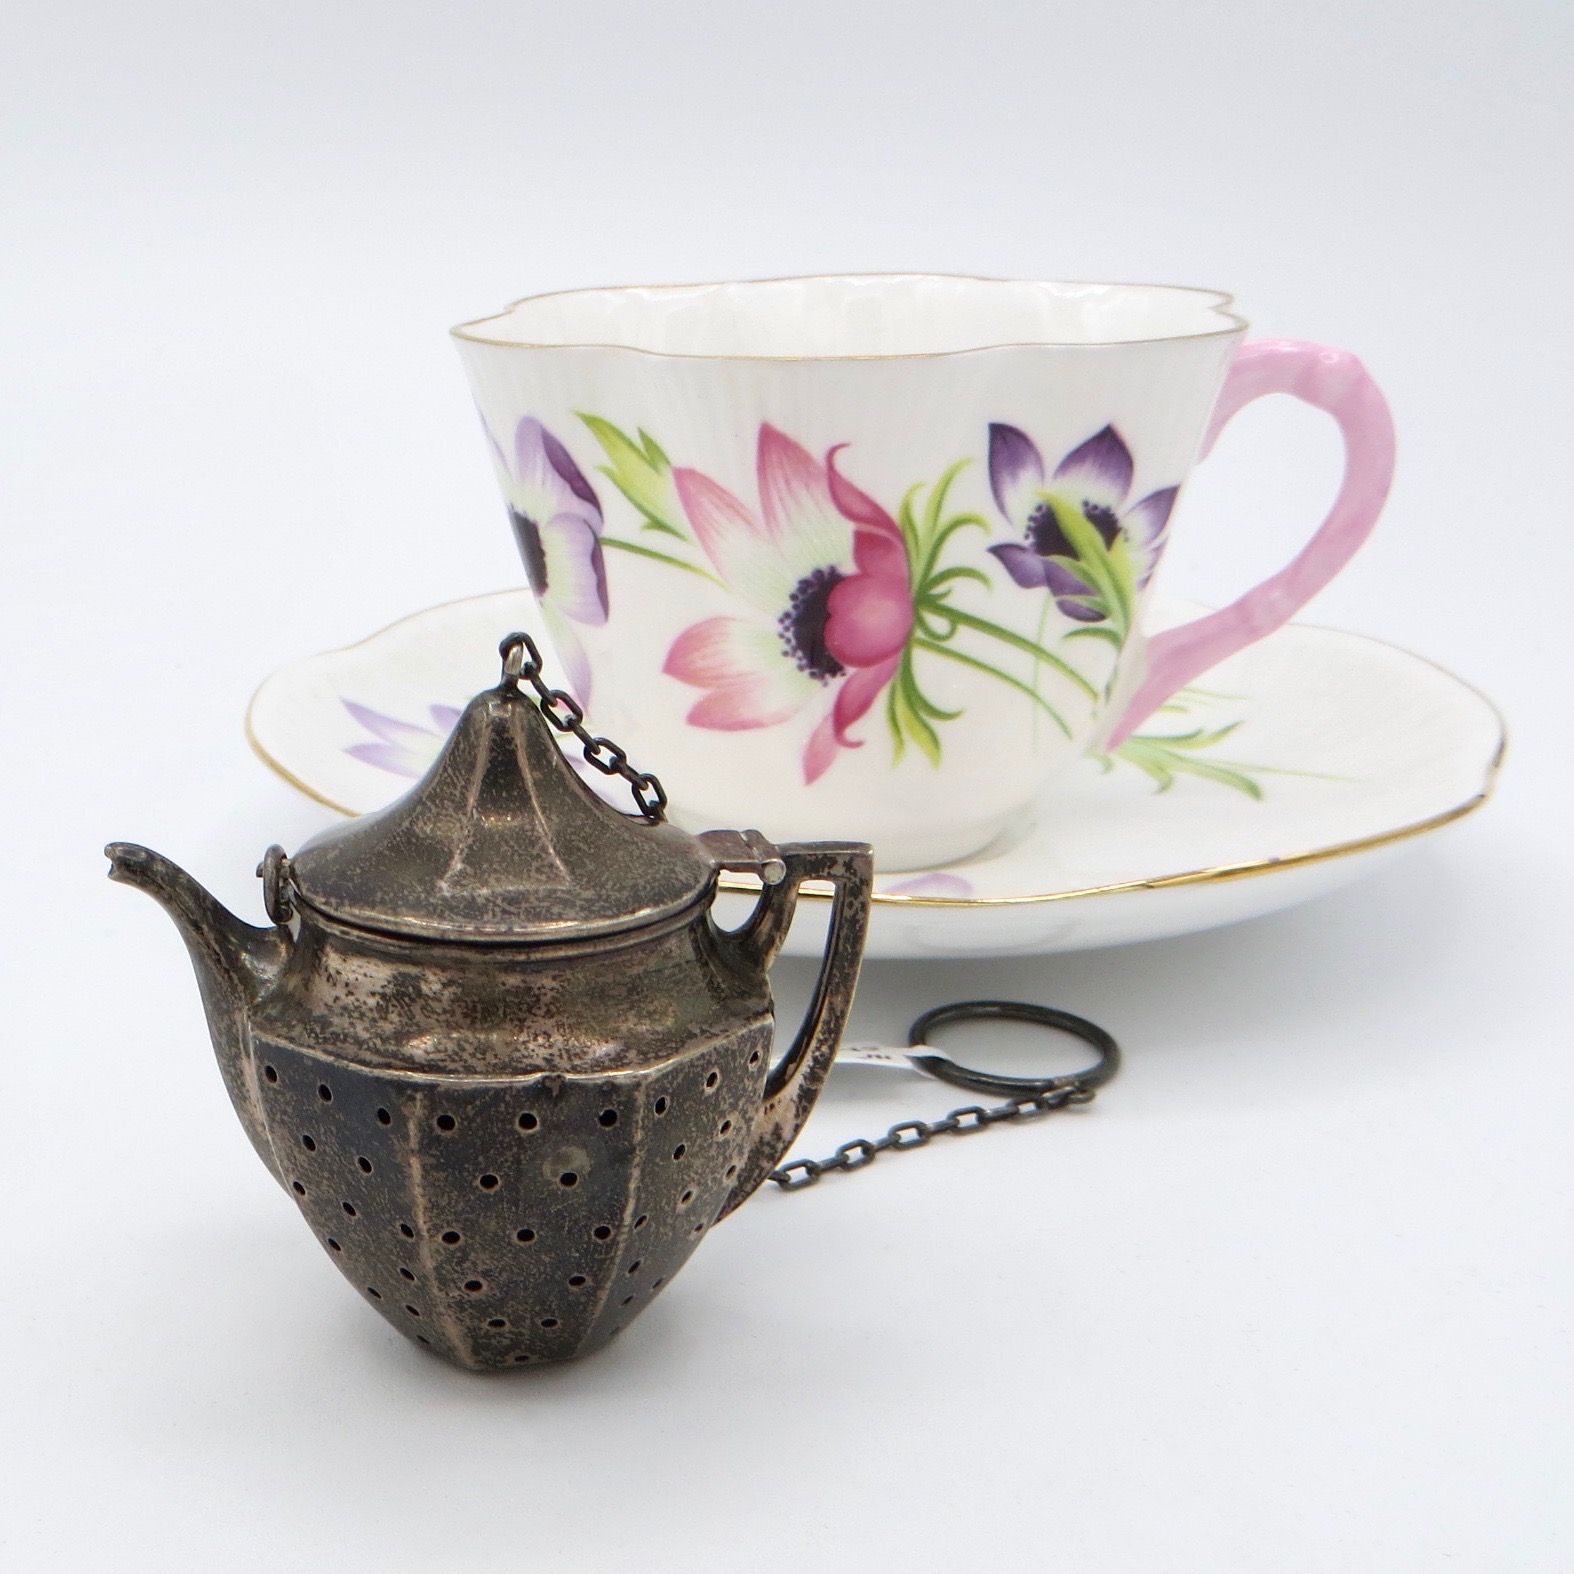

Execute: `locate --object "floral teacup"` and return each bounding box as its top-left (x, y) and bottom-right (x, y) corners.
top-left (453, 275), bottom-right (1394, 869)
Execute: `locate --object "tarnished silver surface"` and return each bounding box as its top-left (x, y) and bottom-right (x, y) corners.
top-left (286, 646), bottom-right (713, 944)
top-left (107, 638), bottom-right (872, 1370)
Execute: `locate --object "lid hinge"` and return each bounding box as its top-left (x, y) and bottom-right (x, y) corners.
top-left (699, 829), bottom-right (787, 886)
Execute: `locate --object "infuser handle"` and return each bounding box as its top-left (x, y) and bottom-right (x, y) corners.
top-left (709, 840), bottom-right (873, 1219)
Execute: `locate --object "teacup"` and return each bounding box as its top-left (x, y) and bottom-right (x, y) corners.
top-left (453, 275), bottom-right (1393, 869)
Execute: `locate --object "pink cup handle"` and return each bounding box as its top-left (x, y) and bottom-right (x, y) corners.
top-left (1107, 338), bottom-right (1396, 746)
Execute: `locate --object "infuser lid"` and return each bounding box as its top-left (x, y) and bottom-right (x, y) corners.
top-left (284, 635), bottom-right (718, 944)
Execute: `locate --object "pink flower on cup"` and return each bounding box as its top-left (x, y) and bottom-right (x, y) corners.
top-left (662, 424), bottom-right (913, 783)
top-left (486, 417), bottom-right (609, 699)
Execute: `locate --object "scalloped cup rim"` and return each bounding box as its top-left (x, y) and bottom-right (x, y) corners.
top-left (451, 274), bottom-right (1251, 361)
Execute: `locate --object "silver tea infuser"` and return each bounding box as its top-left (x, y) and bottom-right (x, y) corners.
top-left (108, 632), bottom-right (872, 1370)
top-left (108, 633), bottom-right (1118, 1369)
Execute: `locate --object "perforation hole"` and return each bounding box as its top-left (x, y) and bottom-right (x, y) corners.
top-left (515, 1228), bottom-right (537, 1244)
top-left (693, 1223), bottom-right (705, 1234)
top-left (318, 1084), bottom-right (333, 1103)
top-left (417, 1336), bottom-right (431, 1346)
top-left (463, 1279), bottom-right (484, 1294)
top-left (406, 1305), bottom-right (421, 1318)
top-left (367, 1286), bottom-right (381, 1299)
top-left (725, 1164), bottom-right (738, 1180)
top-left (440, 1230), bottom-right (462, 1245)
top-left (342, 1202), bottom-right (357, 1218)
top-left (327, 1238), bottom-right (342, 1252)
top-left (539, 1317), bottom-right (559, 1329)
top-left (705, 1071), bottom-right (720, 1091)
top-left (435, 1114), bottom-right (457, 1133)
top-left (376, 1107), bottom-right (392, 1125)
top-left (627, 1260), bottom-right (641, 1275)
top-left (487, 1318), bottom-right (506, 1329)
top-left (558, 1171), bottom-right (579, 1188)
top-left (291, 1181), bottom-right (306, 1196)
top-left (399, 1268), bottom-right (416, 1281)
top-left (592, 1225), bottom-right (613, 1242)
top-left (634, 1214), bottom-right (648, 1229)
top-left (399, 1222), bottom-right (416, 1239)
top-left (478, 1173), bottom-right (500, 1191)
top-left (718, 1119), bottom-right (733, 1137)
top-left (517, 1112), bottom-right (539, 1131)
top-left (301, 1135), bottom-right (316, 1151)
top-left (263, 1065), bottom-right (279, 1084)
top-left (598, 1108), bottom-right (618, 1128)
top-left (672, 1144), bottom-right (687, 1161)
top-left (748, 1050), bottom-right (761, 1066)
top-left (653, 1277), bottom-right (665, 1290)
top-left (622, 1295), bottom-right (635, 1306)
top-left (654, 1097), bottom-right (669, 1116)
top-left (567, 1274), bottom-right (588, 1289)
top-left (513, 1353), bottom-right (531, 1363)
top-left (678, 1189), bottom-right (695, 1208)
top-left (356, 1156), bottom-right (373, 1174)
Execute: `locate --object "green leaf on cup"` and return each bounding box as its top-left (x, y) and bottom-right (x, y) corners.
top-left (579, 414), bottom-right (688, 540)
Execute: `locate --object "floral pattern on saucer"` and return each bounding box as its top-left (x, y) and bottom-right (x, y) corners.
top-left (341, 701), bottom-right (462, 779)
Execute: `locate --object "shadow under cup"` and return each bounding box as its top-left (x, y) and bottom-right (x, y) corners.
top-left (453, 275), bottom-right (1392, 871)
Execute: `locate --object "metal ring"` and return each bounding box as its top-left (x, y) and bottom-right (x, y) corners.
top-left (498, 630), bottom-right (537, 683)
top-left (906, 999), bottom-right (1120, 1099)
top-left (256, 843), bottom-right (296, 927)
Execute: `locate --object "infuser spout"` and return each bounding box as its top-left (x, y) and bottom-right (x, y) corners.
top-left (105, 842), bottom-right (293, 1181)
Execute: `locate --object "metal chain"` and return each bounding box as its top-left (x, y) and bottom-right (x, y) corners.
top-left (768, 1081), bottom-right (1097, 1191)
top-left (768, 1001), bottom-right (1119, 1192)
top-left (499, 631), bottom-right (668, 822)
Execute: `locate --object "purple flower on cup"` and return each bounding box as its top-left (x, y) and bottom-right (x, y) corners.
top-left (486, 417), bottom-right (610, 698)
top-left (987, 423), bottom-right (1177, 639)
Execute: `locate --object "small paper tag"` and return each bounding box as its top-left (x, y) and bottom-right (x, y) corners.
top-left (835, 1043), bottom-right (918, 1071)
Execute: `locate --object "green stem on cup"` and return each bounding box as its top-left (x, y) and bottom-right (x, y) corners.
top-left (915, 598), bottom-right (1099, 701)
top-left (911, 638), bottom-right (1073, 739)
top-left (601, 536), bottom-right (725, 588)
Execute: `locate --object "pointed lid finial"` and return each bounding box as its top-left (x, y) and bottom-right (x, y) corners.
top-left (285, 634), bottom-right (716, 943)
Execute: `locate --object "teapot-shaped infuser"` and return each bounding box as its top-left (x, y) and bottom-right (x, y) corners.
top-left (107, 633), bottom-right (872, 1369)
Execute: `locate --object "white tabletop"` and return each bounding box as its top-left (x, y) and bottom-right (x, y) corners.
top-left (4, 3), bottom-right (1570, 1569)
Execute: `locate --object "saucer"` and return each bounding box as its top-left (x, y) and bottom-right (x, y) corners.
top-left (248, 590), bottom-right (1504, 959)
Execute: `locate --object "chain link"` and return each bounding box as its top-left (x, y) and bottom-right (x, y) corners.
top-left (499, 632), bottom-right (668, 822)
top-left (767, 1001), bottom-right (1119, 1193)
top-left (768, 1081), bottom-right (1098, 1191)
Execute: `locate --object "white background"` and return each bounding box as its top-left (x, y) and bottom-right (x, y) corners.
top-left (3, 2), bottom-right (1571, 1569)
